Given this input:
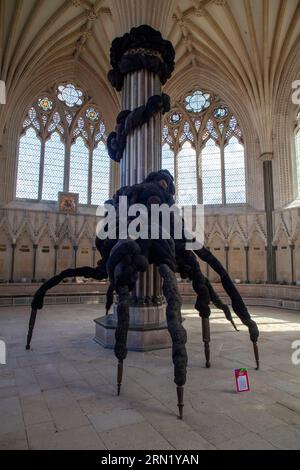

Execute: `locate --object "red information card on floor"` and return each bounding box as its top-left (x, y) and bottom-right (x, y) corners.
top-left (235, 368), bottom-right (250, 393)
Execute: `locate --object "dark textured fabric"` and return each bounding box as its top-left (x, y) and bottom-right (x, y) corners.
top-left (159, 264), bottom-right (187, 387)
top-left (114, 286), bottom-right (130, 361)
top-left (108, 25), bottom-right (175, 91)
top-left (107, 94), bottom-right (170, 162)
top-left (196, 247), bottom-right (259, 342)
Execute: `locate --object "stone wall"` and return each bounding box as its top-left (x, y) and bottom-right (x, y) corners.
top-left (0, 204), bottom-right (299, 287)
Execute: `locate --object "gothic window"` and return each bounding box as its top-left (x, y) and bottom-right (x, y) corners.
top-left (162, 143), bottom-right (175, 177)
top-left (224, 137), bottom-right (246, 203)
top-left (177, 142), bottom-right (197, 205)
top-left (16, 83), bottom-right (110, 205)
top-left (16, 127), bottom-right (41, 199)
top-left (162, 89), bottom-right (246, 206)
top-left (202, 139), bottom-right (222, 205)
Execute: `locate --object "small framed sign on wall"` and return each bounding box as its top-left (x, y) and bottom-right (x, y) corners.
top-left (58, 192), bottom-right (79, 215)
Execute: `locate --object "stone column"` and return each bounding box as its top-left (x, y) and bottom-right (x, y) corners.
top-left (94, 22), bottom-right (175, 351)
top-left (9, 243), bottom-right (16, 283)
top-left (261, 153), bottom-right (276, 283)
top-left (54, 245), bottom-right (59, 276)
top-left (244, 245), bottom-right (250, 283)
top-left (72, 245), bottom-right (78, 282)
top-left (206, 247), bottom-right (210, 279)
top-left (225, 246), bottom-right (229, 272)
top-left (92, 246), bottom-right (97, 267)
top-left (32, 244), bottom-right (38, 283)
top-left (290, 244), bottom-right (295, 285)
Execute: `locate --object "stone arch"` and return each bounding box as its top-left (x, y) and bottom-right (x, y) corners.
top-left (228, 232), bottom-right (246, 282)
top-left (248, 231), bottom-right (266, 283)
top-left (1, 59), bottom-right (118, 204)
top-left (57, 238), bottom-right (74, 274)
top-left (77, 230), bottom-right (94, 269)
top-left (36, 231), bottom-right (56, 282)
top-left (276, 229), bottom-right (292, 284)
top-left (0, 230), bottom-right (12, 282)
top-left (164, 66), bottom-right (263, 210)
top-left (273, 38), bottom-right (300, 207)
top-left (208, 232), bottom-right (226, 283)
top-left (14, 229), bottom-right (34, 282)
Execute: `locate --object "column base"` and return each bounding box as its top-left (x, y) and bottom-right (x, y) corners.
top-left (94, 304), bottom-right (171, 351)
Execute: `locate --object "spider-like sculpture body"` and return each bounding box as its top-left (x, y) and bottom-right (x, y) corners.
top-left (26, 170), bottom-right (259, 418)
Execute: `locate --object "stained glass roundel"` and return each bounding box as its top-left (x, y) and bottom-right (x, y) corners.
top-left (169, 112), bottom-right (182, 125)
top-left (38, 97), bottom-right (53, 112)
top-left (185, 90), bottom-right (211, 113)
top-left (213, 105), bottom-right (229, 119)
top-left (57, 84), bottom-right (84, 107)
top-left (86, 108), bottom-right (100, 122)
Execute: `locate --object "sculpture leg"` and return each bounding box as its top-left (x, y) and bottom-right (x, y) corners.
top-left (26, 263), bottom-right (107, 350)
top-left (114, 285), bottom-right (130, 396)
top-left (183, 252), bottom-right (212, 368)
top-left (202, 317), bottom-right (211, 368)
top-left (159, 264), bottom-right (187, 419)
top-left (196, 247), bottom-right (259, 369)
top-left (205, 278), bottom-right (239, 331)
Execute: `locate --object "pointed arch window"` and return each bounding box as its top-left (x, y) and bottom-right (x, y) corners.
top-left (16, 83), bottom-right (111, 206)
top-left (162, 89), bottom-right (246, 206)
top-left (69, 137), bottom-right (89, 204)
top-left (162, 143), bottom-right (175, 178)
top-left (43, 132), bottom-right (65, 201)
top-left (16, 127), bottom-right (41, 199)
top-left (202, 139), bottom-right (222, 205)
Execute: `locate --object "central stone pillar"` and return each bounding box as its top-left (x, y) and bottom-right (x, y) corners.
top-left (94, 23), bottom-right (175, 351)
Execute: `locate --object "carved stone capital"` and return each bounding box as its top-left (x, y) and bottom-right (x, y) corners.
top-left (259, 152), bottom-right (274, 162)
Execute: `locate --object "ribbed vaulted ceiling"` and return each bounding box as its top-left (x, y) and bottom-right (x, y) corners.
top-left (0, 0), bottom-right (300, 150)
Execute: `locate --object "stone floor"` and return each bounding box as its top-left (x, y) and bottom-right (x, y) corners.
top-left (1, 303), bottom-right (300, 450)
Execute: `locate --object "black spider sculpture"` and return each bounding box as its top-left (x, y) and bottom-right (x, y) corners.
top-left (26, 169), bottom-right (259, 419)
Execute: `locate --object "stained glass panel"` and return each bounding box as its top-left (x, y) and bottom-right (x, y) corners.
top-left (16, 84), bottom-right (107, 205)
top-left (86, 108), bottom-right (99, 122)
top-left (224, 137), bottom-right (246, 203)
top-left (177, 142), bottom-right (197, 206)
top-left (213, 105), bottom-right (229, 119)
top-left (169, 112), bottom-right (182, 125)
top-left (69, 137), bottom-right (89, 204)
top-left (91, 141), bottom-right (110, 205)
top-left (162, 90), bottom-right (246, 207)
top-left (185, 90), bottom-right (211, 113)
top-left (48, 112), bottom-right (64, 134)
top-left (57, 84), bottom-right (83, 107)
top-left (38, 97), bottom-right (53, 112)
top-left (201, 139), bottom-right (222, 205)
top-left (42, 132), bottom-right (65, 200)
top-left (16, 128), bottom-right (41, 199)
top-left (162, 143), bottom-right (174, 177)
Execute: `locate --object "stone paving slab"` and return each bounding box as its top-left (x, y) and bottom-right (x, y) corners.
top-left (0, 304), bottom-right (300, 450)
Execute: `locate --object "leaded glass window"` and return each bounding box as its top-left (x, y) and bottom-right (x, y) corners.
top-left (16, 128), bottom-right (41, 199)
top-left (16, 82), bottom-right (110, 205)
top-left (91, 141), bottom-right (111, 206)
top-left (162, 88), bottom-right (246, 206)
top-left (177, 142), bottom-right (197, 205)
top-left (202, 139), bottom-right (222, 205)
top-left (224, 137), bottom-right (246, 203)
top-left (70, 137), bottom-right (89, 204)
top-left (42, 132), bottom-right (65, 201)
top-left (162, 143), bottom-right (174, 177)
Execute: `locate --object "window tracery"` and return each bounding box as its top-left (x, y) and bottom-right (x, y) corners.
top-left (16, 82), bottom-right (110, 206)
